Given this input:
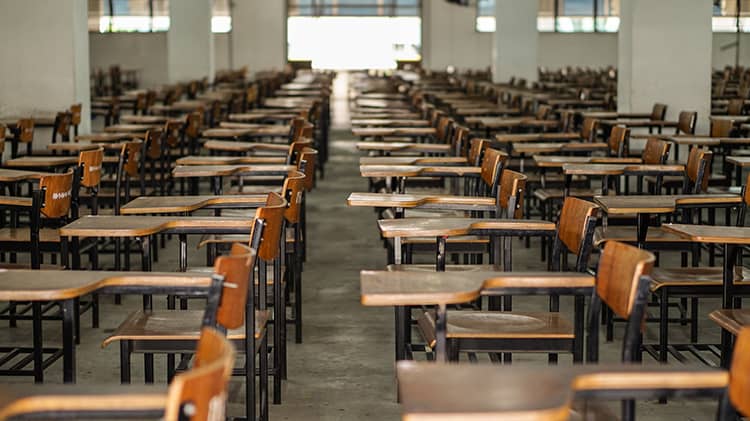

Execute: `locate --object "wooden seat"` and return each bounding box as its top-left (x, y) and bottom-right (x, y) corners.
top-left (710, 309), bottom-right (750, 336)
top-left (651, 266), bottom-right (750, 290)
top-left (414, 198), bottom-right (600, 361)
top-left (419, 310), bottom-right (574, 347)
top-left (103, 308), bottom-right (270, 350)
top-left (593, 225), bottom-right (693, 246)
top-left (0, 327), bottom-right (235, 421)
top-left (104, 238), bottom-right (270, 420)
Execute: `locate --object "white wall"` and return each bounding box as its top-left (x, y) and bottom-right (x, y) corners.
top-left (90, 32), bottom-right (231, 88)
top-left (538, 32), bottom-right (618, 68)
top-left (422, 0), bottom-right (492, 72)
top-left (232, 0), bottom-right (286, 77)
top-left (214, 33), bottom-right (231, 71)
top-left (89, 33), bottom-right (168, 89)
top-left (0, 0), bottom-right (91, 132)
top-left (712, 32), bottom-right (750, 68)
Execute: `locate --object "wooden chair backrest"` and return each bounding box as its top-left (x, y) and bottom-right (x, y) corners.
top-left (287, 139), bottom-right (314, 165)
top-left (676, 111), bottom-right (697, 135)
top-left (253, 192), bottom-right (287, 262)
top-left (300, 123), bottom-right (314, 140)
top-left (134, 93), bottom-right (147, 114)
top-left (497, 169), bottom-right (526, 219)
top-left (289, 117), bottom-right (307, 143)
top-left (163, 327), bottom-right (235, 421)
top-left (650, 103), bottom-right (667, 121)
top-left (535, 104), bottom-right (552, 120)
top-left (436, 117), bottom-right (453, 143)
top-left (145, 130), bottom-right (163, 160)
top-left (17, 118), bottom-right (34, 143)
top-left (641, 137), bottom-right (671, 165)
top-left (596, 241), bottom-right (655, 319)
top-left (467, 138), bottom-right (488, 166)
top-left (559, 110), bottom-right (575, 132)
top-left (0, 125), bottom-right (5, 155)
top-left (121, 141), bottom-right (142, 178)
top-left (185, 112), bottom-right (203, 138)
top-left (730, 327), bottom-right (750, 417)
top-left (70, 103), bottom-right (82, 126)
top-left (580, 118), bottom-right (597, 143)
top-left (246, 85), bottom-right (258, 108)
top-left (480, 148), bottom-right (507, 188)
top-left (728, 98), bottom-right (745, 116)
top-left (54, 112), bottom-right (71, 141)
top-left (607, 125), bottom-right (629, 157)
top-left (281, 171), bottom-right (307, 224)
top-left (78, 148), bottom-right (104, 189)
top-left (451, 126), bottom-right (470, 158)
top-left (164, 120), bottom-right (182, 148)
top-left (557, 197), bottom-right (598, 257)
top-left (298, 148), bottom-right (317, 191)
top-left (711, 118), bottom-right (734, 137)
top-left (39, 170), bottom-right (74, 219)
top-left (213, 244), bottom-right (254, 330)
top-left (685, 147), bottom-right (709, 190)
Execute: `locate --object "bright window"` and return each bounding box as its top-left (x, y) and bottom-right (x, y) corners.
top-left (477, 0), bottom-right (750, 33)
top-left (287, 16), bottom-right (421, 69)
top-left (287, 1), bottom-right (421, 70)
top-left (88, 0), bottom-right (232, 33)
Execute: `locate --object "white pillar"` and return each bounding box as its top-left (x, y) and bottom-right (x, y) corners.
top-left (493, 0), bottom-right (538, 84)
top-left (421, 1), bottom-right (493, 72)
top-left (0, 0), bottom-right (91, 134)
top-left (167, 0), bottom-right (214, 83)
top-left (232, 1), bottom-right (286, 77)
top-left (618, 0), bottom-right (712, 132)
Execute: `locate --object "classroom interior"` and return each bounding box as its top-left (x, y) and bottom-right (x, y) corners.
top-left (2, 0), bottom-right (750, 420)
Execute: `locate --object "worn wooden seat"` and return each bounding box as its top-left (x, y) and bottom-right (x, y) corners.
top-left (104, 237), bottom-right (270, 420)
top-left (419, 310), bottom-right (574, 347)
top-left (414, 198), bottom-right (599, 361)
top-left (0, 327), bottom-right (234, 421)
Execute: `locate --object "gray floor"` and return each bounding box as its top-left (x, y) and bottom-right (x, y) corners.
top-left (0, 73), bottom-right (730, 420)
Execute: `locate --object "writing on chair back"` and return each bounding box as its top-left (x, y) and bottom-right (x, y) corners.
top-left (39, 170), bottom-right (75, 219)
top-left (281, 171), bottom-right (306, 225)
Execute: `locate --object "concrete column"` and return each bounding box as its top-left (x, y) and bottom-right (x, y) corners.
top-left (167, 0), bottom-right (213, 83)
top-left (232, 1), bottom-right (286, 77)
top-left (618, 0), bottom-right (712, 132)
top-left (0, 0), bottom-right (91, 134)
top-left (493, 0), bottom-right (538, 84)
top-left (421, 1), bottom-right (493, 72)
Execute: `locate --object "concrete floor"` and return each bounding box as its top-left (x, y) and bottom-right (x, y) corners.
top-left (0, 72), bottom-right (733, 420)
